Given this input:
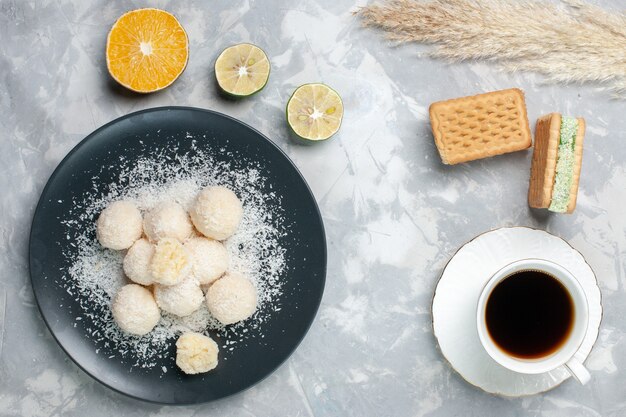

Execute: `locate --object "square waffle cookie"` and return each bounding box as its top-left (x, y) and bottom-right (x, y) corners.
top-left (429, 88), bottom-right (532, 164)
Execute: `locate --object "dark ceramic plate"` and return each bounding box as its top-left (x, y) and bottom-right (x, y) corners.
top-left (29, 107), bottom-right (326, 404)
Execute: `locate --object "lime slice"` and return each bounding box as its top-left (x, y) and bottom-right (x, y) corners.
top-left (287, 84), bottom-right (344, 141)
top-left (214, 43), bottom-right (270, 96)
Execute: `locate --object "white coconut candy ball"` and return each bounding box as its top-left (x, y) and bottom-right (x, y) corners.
top-left (184, 237), bottom-right (229, 285)
top-left (123, 238), bottom-right (155, 285)
top-left (176, 332), bottom-right (219, 374)
top-left (111, 284), bottom-right (160, 336)
top-left (150, 238), bottom-right (191, 286)
top-left (154, 277), bottom-right (204, 317)
top-left (96, 200), bottom-right (143, 250)
top-left (189, 186), bottom-right (243, 241)
top-left (143, 201), bottom-right (193, 243)
top-left (206, 272), bottom-right (257, 325)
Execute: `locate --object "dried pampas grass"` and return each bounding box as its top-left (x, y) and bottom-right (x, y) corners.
top-left (357, 0), bottom-right (626, 97)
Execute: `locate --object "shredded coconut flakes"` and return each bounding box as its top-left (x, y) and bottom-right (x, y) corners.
top-left (60, 140), bottom-right (287, 369)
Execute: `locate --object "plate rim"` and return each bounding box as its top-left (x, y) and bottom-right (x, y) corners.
top-left (28, 106), bottom-right (327, 405)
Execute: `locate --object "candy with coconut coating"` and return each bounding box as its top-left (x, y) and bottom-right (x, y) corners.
top-left (143, 201), bottom-right (193, 243)
top-left (154, 278), bottom-right (204, 317)
top-left (123, 238), bottom-right (155, 285)
top-left (189, 186), bottom-right (242, 240)
top-left (176, 332), bottom-right (219, 374)
top-left (111, 284), bottom-right (160, 336)
top-left (150, 238), bottom-right (191, 286)
top-left (184, 237), bottom-right (229, 285)
top-left (96, 201), bottom-right (143, 250)
top-left (206, 272), bottom-right (257, 325)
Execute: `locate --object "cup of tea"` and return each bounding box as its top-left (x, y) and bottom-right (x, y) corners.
top-left (476, 259), bottom-right (591, 384)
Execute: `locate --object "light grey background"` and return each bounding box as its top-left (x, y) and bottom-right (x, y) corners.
top-left (1, 1), bottom-right (625, 416)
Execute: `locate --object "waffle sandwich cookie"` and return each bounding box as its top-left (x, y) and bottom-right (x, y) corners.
top-left (528, 113), bottom-right (586, 214)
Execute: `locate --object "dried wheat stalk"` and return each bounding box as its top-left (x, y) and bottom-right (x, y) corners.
top-left (357, 0), bottom-right (626, 97)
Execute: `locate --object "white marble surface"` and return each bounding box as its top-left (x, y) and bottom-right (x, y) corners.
top-left (1, 0), bottom-right (626, 416)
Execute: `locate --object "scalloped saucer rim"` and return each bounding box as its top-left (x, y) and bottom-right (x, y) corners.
top-left (432, 226), bottom-right (602, 397)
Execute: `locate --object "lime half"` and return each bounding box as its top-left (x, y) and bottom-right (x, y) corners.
top-left (215, 43), bottom-right (270, 96)
top-left (287, 83), bottom-right (344, 141)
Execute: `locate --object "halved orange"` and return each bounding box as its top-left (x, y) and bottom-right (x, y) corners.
top-left (106, 8), bottom-right (189, 93)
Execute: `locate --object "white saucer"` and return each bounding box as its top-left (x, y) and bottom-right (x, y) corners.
top-left (432, 227), bottom-right (602, 396)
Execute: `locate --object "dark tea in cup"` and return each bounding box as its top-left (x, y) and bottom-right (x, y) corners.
top-left (477, 259), bottom-right (590, 383)
top-left (485, 269), bottom-right (574, 359)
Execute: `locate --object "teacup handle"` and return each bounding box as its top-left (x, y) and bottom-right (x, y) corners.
top-left (565, 358), bottom-right (591, 385)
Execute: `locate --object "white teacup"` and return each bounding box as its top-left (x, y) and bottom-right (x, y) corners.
top-left (476, 259), bottom-right (591, 384)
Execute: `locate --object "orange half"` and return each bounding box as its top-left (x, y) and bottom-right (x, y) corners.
top-left (106, 8), bottom-right (189, 93)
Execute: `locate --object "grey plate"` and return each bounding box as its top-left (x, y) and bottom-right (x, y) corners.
top-left (29, 107), bottom-right (327, 404)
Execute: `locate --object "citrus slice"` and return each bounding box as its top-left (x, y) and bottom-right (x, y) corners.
top-left (106, 8), bottom-right (189, 93)
top-left (287, 84), bottom-right (344, 141)
top-left (215, 44), bottom-right (270, 96)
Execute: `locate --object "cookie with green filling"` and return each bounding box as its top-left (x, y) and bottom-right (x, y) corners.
top-left (528, 113), bottom-right (586, 214)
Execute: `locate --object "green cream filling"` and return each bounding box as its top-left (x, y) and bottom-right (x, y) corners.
top-left (549, 116), bottom-right (579, 213)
